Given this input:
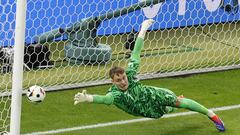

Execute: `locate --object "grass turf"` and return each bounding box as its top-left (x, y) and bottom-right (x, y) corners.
top-left (20, 69), bottom-right (240, 134)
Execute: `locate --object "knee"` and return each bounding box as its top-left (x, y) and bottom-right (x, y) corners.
top-left (175, 97), bottom-right (189, 108)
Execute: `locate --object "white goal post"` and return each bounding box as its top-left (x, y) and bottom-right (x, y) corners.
top-left (10, 0), bottom-right (27, 134)
top-left (1, 0), bottom-right (240, 134)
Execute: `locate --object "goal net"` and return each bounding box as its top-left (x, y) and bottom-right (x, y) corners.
top-left (1, 0), bottom-right (240, 133)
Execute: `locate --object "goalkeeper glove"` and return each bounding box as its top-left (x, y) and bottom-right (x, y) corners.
top-left (138, 19), bottom-right (154, 39)
top-left (140, 19), bottom-right (154, 31)
top-left (74, 90), bottom-right (93, 105)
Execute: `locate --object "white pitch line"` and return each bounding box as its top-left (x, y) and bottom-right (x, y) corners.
top-left (24, 104), bottom-right (240, 135)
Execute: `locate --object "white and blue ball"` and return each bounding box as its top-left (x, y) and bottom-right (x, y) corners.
top-left (27, 85), bottom-right (46, 103)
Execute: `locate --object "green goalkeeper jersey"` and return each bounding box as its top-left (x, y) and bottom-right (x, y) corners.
top-left (93, 38), bottom-right (177, 118)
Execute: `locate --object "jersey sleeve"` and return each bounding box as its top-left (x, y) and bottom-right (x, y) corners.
top-left (126, 59), bottom-right (140, 78)
top-left (92, 93), bottom-right (114, 105)
top-left (126, 37), bottom-right (144, 78)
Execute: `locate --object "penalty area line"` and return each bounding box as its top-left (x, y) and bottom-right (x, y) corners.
top-left (24, 104), bottom-right (240, 135)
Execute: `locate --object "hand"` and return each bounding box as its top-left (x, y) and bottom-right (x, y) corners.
top-left (74, 90), bottom-right (93, 105)
top-left (141, 19), bottom-right (155, 31)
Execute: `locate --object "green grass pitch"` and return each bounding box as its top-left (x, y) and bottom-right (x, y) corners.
top-left (21, 69), bottom-right (240, 135)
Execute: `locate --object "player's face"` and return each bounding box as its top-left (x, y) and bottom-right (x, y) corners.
top-left (112, 73), bottom-right (129, 91)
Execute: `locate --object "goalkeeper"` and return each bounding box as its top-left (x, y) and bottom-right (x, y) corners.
top-left (74, 19), bottom-right (225, 132)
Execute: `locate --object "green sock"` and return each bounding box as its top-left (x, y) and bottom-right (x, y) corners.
top-left (176, 98), bottom-right (209, 115)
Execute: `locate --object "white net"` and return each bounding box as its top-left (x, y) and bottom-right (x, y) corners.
top-left (20, 0), bottom-right (240, 90)
top-left (0, 0), bottom-right (15, 133)
top-left (1, 0), bottom-right (240, 132)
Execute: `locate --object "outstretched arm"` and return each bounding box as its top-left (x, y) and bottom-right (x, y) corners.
top-left (130, 19), bottom-right (154, 62)
top-left (126, 19), bottom-right (154, 77)
top-left (74, 90), bottom-right (114, 105)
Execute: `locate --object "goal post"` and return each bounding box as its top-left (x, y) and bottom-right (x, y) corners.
top-left (0, 0), bottom-right (240, 134)
top-left (9, 0), bottom-right (27, 134)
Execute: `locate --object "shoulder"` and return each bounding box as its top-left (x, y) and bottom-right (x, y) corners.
top-left (107, 85), bottom-right (117, 92)
top-left (107, 86), bottom-right (123, 97)
top-left (127, 59), bottom-right (140, 70)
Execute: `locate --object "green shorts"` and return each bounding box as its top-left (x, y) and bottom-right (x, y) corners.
top-left (140, 86), bottom-right (178, 118)
top-left (155, 87), bottom-right (178, 107)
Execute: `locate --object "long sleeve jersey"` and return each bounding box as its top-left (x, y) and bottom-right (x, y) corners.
top-left (93, 38), bottom-right (177, 118)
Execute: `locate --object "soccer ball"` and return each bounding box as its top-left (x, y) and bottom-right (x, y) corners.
top-left (27, 85), bottom-right (46, 102)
